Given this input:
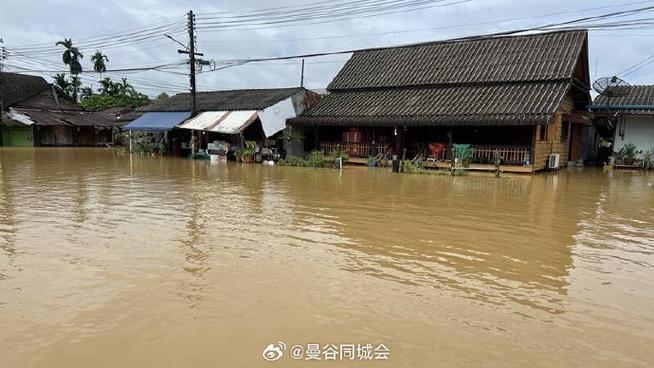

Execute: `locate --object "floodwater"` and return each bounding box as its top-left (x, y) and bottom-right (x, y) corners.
top-left (0, 148), bottom-right (653, 368)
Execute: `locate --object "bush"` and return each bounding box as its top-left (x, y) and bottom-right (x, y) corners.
top-left (80, 94), bottom-right (149, 111)
top-left (279, 150), bottom-right (349, 168)
top-left (402, 160), bottom-right (424, 174)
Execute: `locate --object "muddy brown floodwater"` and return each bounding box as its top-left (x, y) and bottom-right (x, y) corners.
top-left (0, 148), bottom-right (653, 367)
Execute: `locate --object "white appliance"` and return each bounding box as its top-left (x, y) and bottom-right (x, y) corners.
top-left (548, 153), bottom-right (560, 169)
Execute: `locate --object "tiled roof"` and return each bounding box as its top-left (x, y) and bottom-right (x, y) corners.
top-left (139, 87), bottom-right (305, 112)
top-left (593, 85), bottom-right (654, 116)
top-left (328, 30), bottom-right (587, 90)
top-left (594, 85), bottom-right (654, 106)
top-left (292, 30), bottom-right (588, 126)
top-left (0, 72), bottom-right (49, 107)
top-left (294, 81), bottom-right (568, 126)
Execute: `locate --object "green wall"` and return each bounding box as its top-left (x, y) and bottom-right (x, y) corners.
top-left (1, 126), bottom-right (34, 147)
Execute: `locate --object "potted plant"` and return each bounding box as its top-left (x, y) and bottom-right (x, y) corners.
top-left (622, 143), bottom-right (638, 166)
top-left (241, 140), bottom-right (256, 163)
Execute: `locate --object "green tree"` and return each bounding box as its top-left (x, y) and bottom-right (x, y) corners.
top-left (80, 86), bottom-right (94, 100)
top-left (69, 75), bottom-right (82, 101)
top-left (81, 77), bottom-right (150, 111)
top-left (98, 77), bottom-right (117, 95)
top-left (90, 51), bottom-right (109, 73)
top-left (53, 73), bottom-right (70, 91)
top-left (156, 92), bottom-right (169, 101)
top-left (55, 38), bottom-right (83, 75)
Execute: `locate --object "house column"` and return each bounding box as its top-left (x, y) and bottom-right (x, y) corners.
top-left (447, 127), bottom-right (453, 161)
top-left (392, 126), bottom-right (404, 172)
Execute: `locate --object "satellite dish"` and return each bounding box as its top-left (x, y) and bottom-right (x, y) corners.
top-left (593, 76), bottom-right (631, 98)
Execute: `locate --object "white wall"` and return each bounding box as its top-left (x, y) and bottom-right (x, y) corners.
top-left (614, 116), bottom-right (654, 156)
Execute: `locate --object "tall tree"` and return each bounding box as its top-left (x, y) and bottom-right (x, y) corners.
top-left (91, 51), bottom-right (108, 73)
top-left (69, 76), bottom-right (82, 102)
top-left (53, 73), bottom-right (70, 92)
top-left (55, 38), bottom-right (83, 75)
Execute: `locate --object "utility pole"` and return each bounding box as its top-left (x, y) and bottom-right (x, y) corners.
top-left (177, 10), bottom-right (204, 114)
top-left (177, 11), bottom-right (204, 153)
top-left (300, 59), bottom-right (305, 88)
top-left (0, 38), bottom-right (6, 124)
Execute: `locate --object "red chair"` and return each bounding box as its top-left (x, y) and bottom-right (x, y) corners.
top-left (427, 143), bottom-right (446, 162)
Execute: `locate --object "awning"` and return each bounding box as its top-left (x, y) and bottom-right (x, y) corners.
top-left (124, 112), bottom-right (191, 131)
top-left (178, 110), bottom-right (259, 135)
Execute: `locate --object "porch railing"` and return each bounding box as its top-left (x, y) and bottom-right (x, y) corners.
top-left (469, 145), bottom-right (531, 165)
top-left (321, 142), bottom-right (390, 157)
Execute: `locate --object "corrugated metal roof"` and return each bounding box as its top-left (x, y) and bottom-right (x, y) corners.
top-left (139, 88), bottom-right (305, 112)
top-left (177, 111), bottom-right (259, 134)
top-left (178, 111), bottom-right (227, 130)
top-left (208, 111), bottom-right (259, 134)
top-left (10, 108), bottom-right (120, 127)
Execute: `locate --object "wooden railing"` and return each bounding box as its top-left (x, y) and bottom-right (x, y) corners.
top-left (469, 145), bottom-right (531, 165)
top-left (321, 142), bottom-right (390, 157)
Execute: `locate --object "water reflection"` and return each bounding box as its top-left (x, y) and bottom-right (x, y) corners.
top-left (0, 148), bottom-right (653, 368)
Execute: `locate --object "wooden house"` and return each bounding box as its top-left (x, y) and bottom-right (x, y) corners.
top-left (289, 30), bottom-right (592, 173)
top-left (0, 72), bottom-right (119, 147)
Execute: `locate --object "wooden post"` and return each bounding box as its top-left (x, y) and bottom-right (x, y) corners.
top-left (530, 125), bottom-right (537, 170)
top-left (447, 127), bottom-right (453, 160)
top-left (392, 126), bottom-right (403, 173)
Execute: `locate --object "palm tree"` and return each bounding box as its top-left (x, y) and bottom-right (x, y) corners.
top-left (91, 51), bottom-right (108, 73)
top-left (55, 38), bottom-right (83, 75)
top-left (69, 76), bottom-right (82, 101)
top-left (98, 77), bottom-right (116, 96)
top-left (53, 73), bottom-right (70, 91)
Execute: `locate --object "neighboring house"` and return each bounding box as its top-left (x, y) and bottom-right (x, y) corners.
top-left (289, 30), bottom-right (593, 172)
top-left (0, 72), bottom-right (119, 146)
top-left (124, 87), bottom-right (320, 155)
top-left (592, 85), bottom-right (654, 159)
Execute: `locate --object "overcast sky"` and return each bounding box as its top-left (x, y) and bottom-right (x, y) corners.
top-left (2, 0), bottom-right (654, 96)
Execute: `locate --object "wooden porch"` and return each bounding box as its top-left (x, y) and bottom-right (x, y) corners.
top-left (321, 142), bottom-right (535, 173)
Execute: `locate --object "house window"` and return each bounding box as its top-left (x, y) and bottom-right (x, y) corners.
top-left (561, 121), bottom-right (570, 143)
top-left (539, 125), bottom-right (548, 141)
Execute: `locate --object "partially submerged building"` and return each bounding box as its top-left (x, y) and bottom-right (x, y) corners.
top-left (592, 85), bottom-right (654, 164)
top-left (0, 72), bottom-right (120, 146)
top-left (124, 87), bottom-right (320, 156)
top-left (290, 30), bottom-right (593, 172)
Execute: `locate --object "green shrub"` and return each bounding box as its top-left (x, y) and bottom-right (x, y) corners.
top-left (279, 150), bottom-right (348, 168)
top-left (402, 160), bottom-right (424, 174)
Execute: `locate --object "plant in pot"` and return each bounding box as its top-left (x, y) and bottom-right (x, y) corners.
top-left (241, 140), bottom-right (256, 163)
top-left (642, 149), bottom-right (653, 170)
top-left (622, 143), bottom-right (638, 165)
top-left (233, 148), bottom-right (242, 162)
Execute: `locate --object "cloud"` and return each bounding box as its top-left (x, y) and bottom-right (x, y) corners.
top-left (2, 0), bottom-right (653, 96)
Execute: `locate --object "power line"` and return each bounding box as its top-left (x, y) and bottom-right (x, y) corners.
top-left (193, 4), bottom-right (654, 70)
top-left (197, 0), bottom-right (654, 44)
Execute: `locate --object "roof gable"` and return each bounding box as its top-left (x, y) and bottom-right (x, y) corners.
top-left (140, 87), bottom-right (305, 112)
top-left (328, 30), bottom-right (587, 91)
top-left (0, 72), bottom-right (49, 107)
top-left (14, 87), bottom-right (82, 111)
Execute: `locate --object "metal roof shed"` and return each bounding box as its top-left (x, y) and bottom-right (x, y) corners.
top-left (124, 112), bottom-right (191, 131)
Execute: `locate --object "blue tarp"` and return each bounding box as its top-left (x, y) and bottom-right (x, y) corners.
top-left (124, 112), bottom-right (191, 131)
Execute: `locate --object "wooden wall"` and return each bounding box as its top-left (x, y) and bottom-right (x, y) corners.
top-left (533, 96), bottom-right (575, 170)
